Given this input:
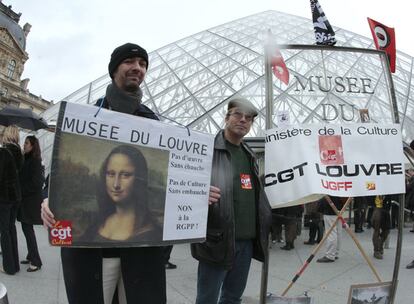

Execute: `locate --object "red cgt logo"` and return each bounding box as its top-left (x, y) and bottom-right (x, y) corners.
top-left (50, 220), bottom-right (72, 246)
top-left (325, 150), bottom-right (337, 161)
top-left (318, 135), bottom-right (344, 165)
top-left (240, 174), bottom-right (253, 190)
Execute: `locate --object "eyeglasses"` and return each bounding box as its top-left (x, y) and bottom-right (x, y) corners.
top-left (228, 111), bottom-right (254, 122)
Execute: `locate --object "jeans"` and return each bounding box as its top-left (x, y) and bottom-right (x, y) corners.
top-left (196, 240), bottom-right (253, 304)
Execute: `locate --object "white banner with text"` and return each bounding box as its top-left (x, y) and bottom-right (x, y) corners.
top-left (264, 123), bottom-right (405, 208)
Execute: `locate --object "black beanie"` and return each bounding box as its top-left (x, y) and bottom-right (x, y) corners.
top-left (108, 43), bottom-right (149, 78)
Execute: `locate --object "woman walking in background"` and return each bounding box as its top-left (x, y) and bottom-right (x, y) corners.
top-left (18, 135), bottom-right (44, 272)
top-left (0, 125), bottom-right (23, 274)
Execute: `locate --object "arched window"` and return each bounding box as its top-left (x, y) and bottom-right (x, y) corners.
top-left (7, 59), bottom-right (16, 78)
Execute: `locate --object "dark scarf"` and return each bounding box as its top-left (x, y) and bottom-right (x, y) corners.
top-left (105, 82), bottom-right (143, 115)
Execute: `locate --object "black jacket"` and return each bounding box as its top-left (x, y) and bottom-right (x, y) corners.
top-left (60, 97), bottom-right (166, 304)
top-left (191, 130), bottom-right (272, 269)
top-left (18, 152), bottom-right (44, 225)
top-left (4, 143), bottom-right (23, 171)
top-left (0, 143), bottom-right (22, 204)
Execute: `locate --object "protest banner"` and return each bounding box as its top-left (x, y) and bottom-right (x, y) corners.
top-left (264, 123), bottom-right (405, 208)
top-left (48, 102), bottom-right (214, 247)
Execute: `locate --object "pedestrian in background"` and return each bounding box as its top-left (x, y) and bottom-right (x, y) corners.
top-left (317, 196), bottom-right (344, 263)
top-left (18, 135), bottom-right (45, 272)
top-left (279, 205), bottom-right (303, 250)
top-left (270, 208), bottom-right (283, 244)
top-left (371, 195), bottom-right (391, 260)
top-left (304, 200), bottom-right (324, 245)
top-left (0, 125), bottom-right (23, 274)
top-left (353, 196), bottom-right (367, 233)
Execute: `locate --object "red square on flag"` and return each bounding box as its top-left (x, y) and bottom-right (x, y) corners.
top-left (319, 135), bottom-right (344, 165)
top-left (50, 220), bottom-right (73, 246)
top-left (240, 174), bottom-right (253, 189)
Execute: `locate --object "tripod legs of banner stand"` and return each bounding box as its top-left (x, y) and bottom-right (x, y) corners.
top-left (280, 197), bottom-right (352, 296)
top-left (325, 196), bottom-right (382, 282)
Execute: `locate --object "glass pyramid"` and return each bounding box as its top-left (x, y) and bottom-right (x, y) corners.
top-left (39, 10), bottom-right (414, 170)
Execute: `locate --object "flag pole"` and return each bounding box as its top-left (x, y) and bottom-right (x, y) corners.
top-left (265, 30), bottom-right (275, 129)
top-left (380, 50), bottom-right (403, 304)
top-left (259, 29), bottom-right (275, 304)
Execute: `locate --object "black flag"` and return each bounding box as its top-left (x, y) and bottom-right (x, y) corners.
top-left (310, 0), bottom-right (336, 46)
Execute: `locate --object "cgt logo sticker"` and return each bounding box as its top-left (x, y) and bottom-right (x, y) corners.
top-left (50, 220), bottom-right (72, 246)
top-left (240, 174), bottom-right (253, 189)
top-left (319, 135), bottom-right (344, 165)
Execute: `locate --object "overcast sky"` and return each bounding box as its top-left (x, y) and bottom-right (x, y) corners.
top-left (9, 0), bottom-right (414, 102)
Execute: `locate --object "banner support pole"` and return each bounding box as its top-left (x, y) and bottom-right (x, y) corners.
top-left (325, 197), bottom-right (382, 282)
top-left (281, 197), bottom-right (353, 296)
top-left (259, 30), bottom-right (275, 304)
top-left (381, 53), bottom-right (402, 304)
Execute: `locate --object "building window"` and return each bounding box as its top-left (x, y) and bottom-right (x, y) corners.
top-left (7, 59), bottom-right (16, 78)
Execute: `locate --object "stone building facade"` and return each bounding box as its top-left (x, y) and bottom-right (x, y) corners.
top-left (0, 0), bottom-right (50, 114)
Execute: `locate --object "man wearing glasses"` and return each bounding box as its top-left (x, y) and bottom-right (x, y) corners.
top-left (191, 97), bottom-right (272, 304)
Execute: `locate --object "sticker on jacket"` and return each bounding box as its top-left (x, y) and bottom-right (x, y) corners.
top-left (240, 174), bottom-right (253, 189)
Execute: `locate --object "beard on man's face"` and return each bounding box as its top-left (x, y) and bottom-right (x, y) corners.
top-left (124, 82), bottom-right (140, 92)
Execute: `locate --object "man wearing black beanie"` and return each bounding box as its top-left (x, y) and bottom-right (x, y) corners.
top-left (41, 42), bottom-right (165, 304)
top-left (98, 42), bottom-right (155, 118)
top-left (108, 43), bottom-right (149, 79)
